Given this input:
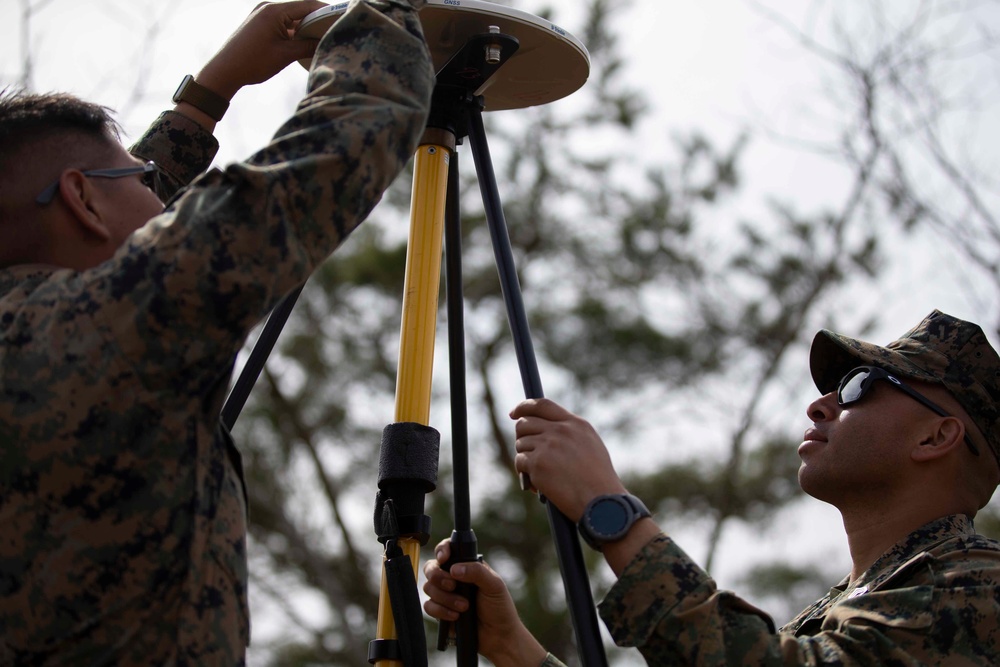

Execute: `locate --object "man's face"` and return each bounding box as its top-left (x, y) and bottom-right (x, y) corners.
top-left (797, 378), bottom-right (934, 507)
top-left (91, 142), bottom-right (165, 252)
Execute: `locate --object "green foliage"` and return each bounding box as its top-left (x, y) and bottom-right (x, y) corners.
top-left (626, 435), bottom-right (801, 527)
top-left (226, 1), bottom-right (997, 664)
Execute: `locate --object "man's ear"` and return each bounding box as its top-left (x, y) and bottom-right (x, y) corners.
top-left (911, 416), bottom-right (966, 462)
top-left (57, 169), bottom-right (112, 242)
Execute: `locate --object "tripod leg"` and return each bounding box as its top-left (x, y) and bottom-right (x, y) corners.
top-left (444, 147), bottom-right (473, 552)
top-left (466, 107), bottom-right (609, 667)
top-left (437, 145), bottom-right (481, 665)
top-left (221, 283), bottom-right (304, 430)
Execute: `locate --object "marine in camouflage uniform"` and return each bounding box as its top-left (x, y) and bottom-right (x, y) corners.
top-left (587, 311), bottom-right (1000, 665)
top-left (429, 310), bottom-right (1000, 666)
top-left (0, 0), bottom-right (433, 664)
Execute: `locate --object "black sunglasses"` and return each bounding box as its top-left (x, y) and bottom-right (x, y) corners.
top-left (36, 161), bottom-right (161, 204)
top-left (837, 366), bottom-right (980, 456)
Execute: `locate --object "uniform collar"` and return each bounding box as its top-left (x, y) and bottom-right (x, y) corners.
top-left (783, 514), bottom-right (976, 635)
top-left (858, 514), bottom-right (975, 589)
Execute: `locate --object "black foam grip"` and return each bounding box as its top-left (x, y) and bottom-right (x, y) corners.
top-left (378, 422), bottom-right (441, 490)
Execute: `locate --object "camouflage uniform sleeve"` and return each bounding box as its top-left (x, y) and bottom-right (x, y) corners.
top-left (599, 534), bottom-right (783, 665)
top-left (128, 110), bottom-right (220, 197)
top-left (85, 0), bottom-right (433, 395)
top-left (600, 532), bottom-right (1000, 665)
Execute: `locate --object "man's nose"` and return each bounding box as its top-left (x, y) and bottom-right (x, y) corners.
top-left (806, 391), bottom-right (839, 423)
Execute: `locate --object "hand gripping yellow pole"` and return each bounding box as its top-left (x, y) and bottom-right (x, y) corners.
top-left (375, 128), bottom-right (455, 667)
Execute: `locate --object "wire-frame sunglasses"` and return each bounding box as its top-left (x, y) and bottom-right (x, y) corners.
top-left (35, 161), bottom-right (162, 205)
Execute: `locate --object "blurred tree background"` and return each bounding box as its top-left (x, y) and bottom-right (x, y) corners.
top-left (5, 0), bottom-right (999, 664)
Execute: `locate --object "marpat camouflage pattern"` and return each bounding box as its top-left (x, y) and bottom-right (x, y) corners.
top-left (573, 515), bottom-right (1000, 665)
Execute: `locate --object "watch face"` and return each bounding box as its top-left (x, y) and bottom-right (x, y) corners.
top-left (591, 497), bottom-right (629, 536)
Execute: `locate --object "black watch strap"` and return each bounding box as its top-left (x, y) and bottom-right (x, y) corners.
top-left (172, 75), bottom-right (230, 122)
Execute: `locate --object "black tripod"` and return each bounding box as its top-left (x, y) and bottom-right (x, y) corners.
top-left (225, 5), bottom-right (606, 666)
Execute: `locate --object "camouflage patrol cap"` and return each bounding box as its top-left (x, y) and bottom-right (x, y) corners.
top-left (809, 310), bottom-right (1000, 464)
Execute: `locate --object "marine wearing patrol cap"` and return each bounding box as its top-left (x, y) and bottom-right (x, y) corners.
top-left (809, 309), bottom-right (1000, 466)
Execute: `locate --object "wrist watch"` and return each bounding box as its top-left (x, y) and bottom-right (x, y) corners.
top-left (577, 493), bottom-right (651, 551)
top-left (172, 75), bottom-right (229, 122)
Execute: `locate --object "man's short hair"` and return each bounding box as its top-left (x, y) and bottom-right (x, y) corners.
top-left (0, 89), bottom-right (121, 169)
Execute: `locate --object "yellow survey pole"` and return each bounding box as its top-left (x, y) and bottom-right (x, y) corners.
top-left (375, 129), bottom-right (454, 667)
